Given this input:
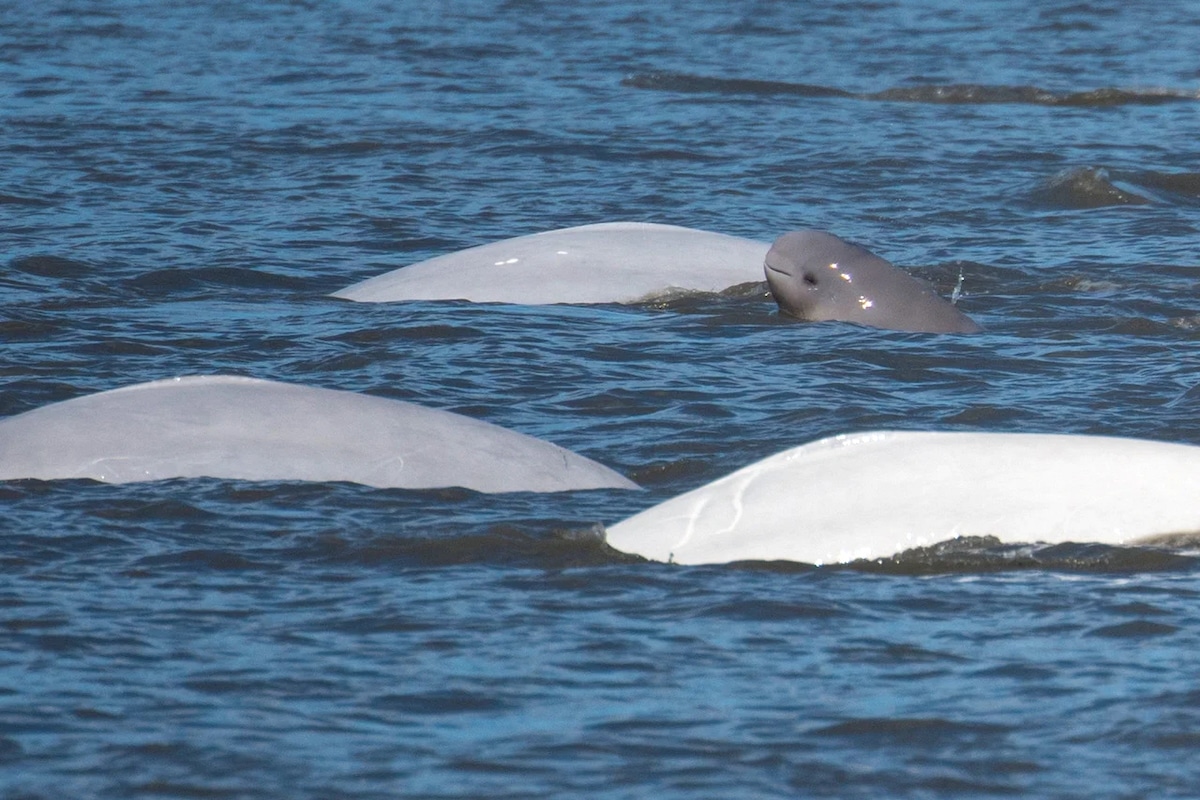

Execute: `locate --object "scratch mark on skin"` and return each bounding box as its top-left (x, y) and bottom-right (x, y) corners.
top-left (672, 469), bottom-right (756, 557)
top-left (715, 473), bottom-right (752, 537)
top-left (673, 495), bottom-right (709, 553)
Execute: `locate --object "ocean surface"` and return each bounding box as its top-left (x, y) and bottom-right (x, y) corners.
top-left (3, 0), bottom-right (1200, 797)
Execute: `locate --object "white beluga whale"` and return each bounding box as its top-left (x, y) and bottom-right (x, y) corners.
top-left (332, 222), bottom-right (770, 305)
top-left (333, 222), bottom-right (980, 334)
top-left (604, 431), bottom-right (1200, 565)
top-left (0, 376), bottom-right (639, 493)
top-left (764, 230), bottom-right (982, 333)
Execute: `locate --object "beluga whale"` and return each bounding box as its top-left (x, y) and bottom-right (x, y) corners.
top-left (332, 222), bottom-right (771, 305)
top-left (603, 430), bottom-right (1200, 565)
top-left (764, 230), bottom-right (981, 333)
top-left (0, 376), bottom-right (639, 493)
top-left (333, 221), bottom-right (980, 334)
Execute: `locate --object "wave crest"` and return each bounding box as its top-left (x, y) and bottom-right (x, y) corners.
top-left (623, 71), bottom-right (1200, 107)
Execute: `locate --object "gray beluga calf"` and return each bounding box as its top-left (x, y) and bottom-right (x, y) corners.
top-left (765, 230), bottom-right (982, 333)
top-left (603, 431), bottom-right (1200, 566)
top-left (332, 222), bottom-right (771, 305)
top-left (0, 376), bottom-right (639, 493)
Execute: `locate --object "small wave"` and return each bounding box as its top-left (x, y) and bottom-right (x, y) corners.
top-left (695, 598), bottom-right (847, 621)
top-left (10, 254), bottom-right (95, 279)
top-left (1087, 619), bottom-right (1180, 638)
top-left (813, 717), bottom-right (1012, 740)
top-left (1029, 166), bottom-right (1154, 209)
top-left (1028, 166), bottom-right (1200, 210)
top-left (623, 71), bottom-right (1200, 107)
top-left (299, 524), bottom-right (637, 570)
top-left (121, 266), bottom-right (312, 298)
top-left (0, 192), bottom-right (53, 207)
top-left (621, 71), bottom-right (852, 98)
top-left (1119, 169), bottom-right (1200, 207)
top-left (368, 689), bottom-right (514, 715)
top-left (869, 84), bottom-right (1196, 107)
top-left (133, 548), bottom-right (275, 571)
top-left (846, 536), bottom-right (1200, 575)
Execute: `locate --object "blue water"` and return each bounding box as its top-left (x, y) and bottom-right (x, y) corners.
top-left (3, 1), bottom-right (1200, 797)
